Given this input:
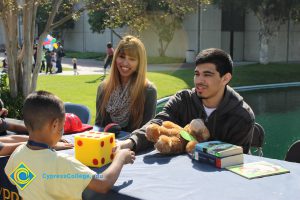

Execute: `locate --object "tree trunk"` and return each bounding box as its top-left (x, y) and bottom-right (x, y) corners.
top-left (158, 39), bottom-right (165, 57)
top-left (1, 4), bottom-right (19, 98)
top-left (22, 0), bottom-right (36, 97)
top-left (258, 18), bottom-right (270, 65)
top-left (259, 33), bottom-right (269, 64)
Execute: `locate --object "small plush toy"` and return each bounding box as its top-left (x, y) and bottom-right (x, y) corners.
top-left (146, 119), bottom-right (210, 154)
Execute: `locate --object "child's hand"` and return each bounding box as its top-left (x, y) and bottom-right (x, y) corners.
top-left (115, 149), bottom-right (135, 165)
top-left (54, 142), bottom-right (74, 151)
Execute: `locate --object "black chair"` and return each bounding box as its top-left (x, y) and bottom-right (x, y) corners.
top-left (250, 122), bottom-right (265, 156)
top-left (285, 140), bottom-right (300, 163)
top-left (64, 102), bottom-right (91, 124)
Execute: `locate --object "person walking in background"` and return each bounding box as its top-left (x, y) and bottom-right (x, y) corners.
top-left (56, 42), bottom-right (65, 73)
top-left (95, 35), bottom-right (157, 132)
top-left (103, 42), bottom-right (114, 76)
top-left (45, 50), bottom-right (52, 74)
top-left (72, 58), bottom-right (79, 75)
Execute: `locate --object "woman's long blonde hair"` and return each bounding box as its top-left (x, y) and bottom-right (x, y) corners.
top-left (100, 35), bottom-right (149, 130)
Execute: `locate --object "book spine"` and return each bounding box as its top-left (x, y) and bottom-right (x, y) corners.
top-left (194, 151), bottom-right (221, 168)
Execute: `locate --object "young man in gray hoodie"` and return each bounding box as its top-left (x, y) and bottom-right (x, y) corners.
top-left (119, 48), bottom-right (255, 154)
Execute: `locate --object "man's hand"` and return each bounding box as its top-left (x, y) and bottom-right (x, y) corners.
top-left (116, 139), bottom-right (135, 151)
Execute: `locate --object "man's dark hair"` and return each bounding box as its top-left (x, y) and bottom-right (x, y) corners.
top-left (107, 42), bottom-right (112, 48)
top-left (23, 91), bottom-right (65, 131)
top-left (195, 48), bottom-right (233, 76)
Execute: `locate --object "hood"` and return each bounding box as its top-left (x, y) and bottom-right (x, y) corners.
top-left (217, 85), bottom-right (244, 115)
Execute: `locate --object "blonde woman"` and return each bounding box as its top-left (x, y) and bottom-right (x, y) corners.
top-left (95, 35), bottom-right (157, 132)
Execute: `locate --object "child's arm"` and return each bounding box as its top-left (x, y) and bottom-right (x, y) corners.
top-left (0, 141), bottom-right (24, 156)
top-left (87, 149), bottom-right (135, 193)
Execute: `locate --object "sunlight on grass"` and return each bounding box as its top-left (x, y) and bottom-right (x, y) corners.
top-left (37, 62), bottom-right (300, 124)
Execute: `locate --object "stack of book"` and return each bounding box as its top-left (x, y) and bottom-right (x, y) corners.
top-left (193, 141), bottom-right (244, 168)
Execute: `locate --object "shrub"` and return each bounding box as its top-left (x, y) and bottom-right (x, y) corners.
top-left (0, 73), bottom-right (24, 119)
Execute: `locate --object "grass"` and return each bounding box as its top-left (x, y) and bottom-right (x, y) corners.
top-left (148, 56), bottom-right (185, 64)
top-left (65, 50), bottom-right (185, 64)
top-left (36, 62), bottom-right (300, 124)
top-left (65, 51), bottom-right (106, 60)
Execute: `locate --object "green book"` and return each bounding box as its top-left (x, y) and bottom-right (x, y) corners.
top-left (195, 141), bottom-right (243, 157)
top-left (226, 161), bottom-right (290, 179)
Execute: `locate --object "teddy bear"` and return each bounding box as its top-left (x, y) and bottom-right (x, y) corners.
top-left (145, 119), bottom-right (210, 155)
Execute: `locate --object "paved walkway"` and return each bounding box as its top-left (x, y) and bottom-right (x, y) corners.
top-left (0, 52), bottom-right (255, 76)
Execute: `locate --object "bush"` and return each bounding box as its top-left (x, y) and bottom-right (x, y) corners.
top-left (0, 73), bottom-right (24, 119)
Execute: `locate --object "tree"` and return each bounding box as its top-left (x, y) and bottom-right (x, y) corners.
top-left (87, 0), bottom-right (211, 56)
top-left (0, 0), bottom-right (84, 98)
top-left (36, 0), bottom-right (76, 39)
top-left (213, 0), bottom-right (300, 64)
top-left (88, 0), bottom-right (147, 39)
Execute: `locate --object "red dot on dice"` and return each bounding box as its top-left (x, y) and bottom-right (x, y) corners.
top-left (101, 141), bottom-right (104, 147)
top-left (110, 137), bottom-right (113, 143)
top-left (101, 158), bottom-right (105, 164)
top-left (93, 159), bottom-right (99, 165)
top-left (77, 140), bottom-right (83, 146)
top-left (110, 154), bottom-right (114, 160)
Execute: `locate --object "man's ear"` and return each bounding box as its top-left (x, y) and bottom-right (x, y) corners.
top-left (222, 73), bottom-right (232, 85)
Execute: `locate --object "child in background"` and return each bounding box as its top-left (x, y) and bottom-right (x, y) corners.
top-left (103, 42), bottom-right (114, 76)
top-left (5, 91), bottom-right (135, 199)
top-left (72, 58), bottom-right (79, 75)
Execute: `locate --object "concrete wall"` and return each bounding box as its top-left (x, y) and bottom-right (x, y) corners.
top-left (221, 31), bottom-right (244, 61)
top-left (63, 5), bottom-right (222, 59)
top-left (244, 11), bottom-right (300, 62)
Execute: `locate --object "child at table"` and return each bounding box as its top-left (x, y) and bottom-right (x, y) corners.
top-left (5, 91), bottom-right (135, 199)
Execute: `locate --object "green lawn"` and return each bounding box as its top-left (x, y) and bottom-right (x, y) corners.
top-left (37, 62), bottom-right (300, 124)
top-left (65, 50), bottom-right (185, 64)
top-left (65, 51), bottom-right (106, 60)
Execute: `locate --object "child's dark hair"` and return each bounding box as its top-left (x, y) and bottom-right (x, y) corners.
top-left (195, 48), bottom-right (233, 77)
top-left (23, 91), bottom-right (65, 131)
top-left (107, 42), bottom-right (112, 48)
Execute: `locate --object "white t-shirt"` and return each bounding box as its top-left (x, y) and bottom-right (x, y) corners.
top-left (203, 105), bottom-right (216, 118)
top-left (5, 144), bottom-right (96, 200)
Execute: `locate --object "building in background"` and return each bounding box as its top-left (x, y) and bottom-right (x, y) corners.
top-left (1, 4), bottom-right (300, 62)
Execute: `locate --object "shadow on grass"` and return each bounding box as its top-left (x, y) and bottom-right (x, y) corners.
top-left (85, 75), bottom-right (105, 84)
